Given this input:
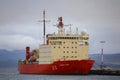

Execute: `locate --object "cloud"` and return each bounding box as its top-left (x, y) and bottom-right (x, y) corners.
top-left (0, 34), bottom-right (40, 51)
top-left (0, 0), bottom-right (120, 53)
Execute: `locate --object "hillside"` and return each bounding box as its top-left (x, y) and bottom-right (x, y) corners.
top-left (0, 49), bottom-right (25, 67)
top-left (90, 53), bottom-right (120, 69)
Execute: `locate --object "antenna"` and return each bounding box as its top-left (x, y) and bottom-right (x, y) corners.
top-left (69, 24), bottom-right (72, 34)
top-left (76, 27), bottom-right (78, 35)
top-left (39, 10), bottom-right (50, 44)
top-left (54, 17), bottom-right (72, 34)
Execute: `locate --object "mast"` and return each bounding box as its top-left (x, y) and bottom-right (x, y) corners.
top-left (57, 17), bottom-right (64, 34)
top-left (43, 10), bottom-right (45, 44)
top-left (40, 10), bottom-right (50, 44)
top-left (101, 48), bottom-right (103, 65)
top-left (56, 17), bottom-right (71, 34)
top-left (100, 41), bottom-right (105, 68)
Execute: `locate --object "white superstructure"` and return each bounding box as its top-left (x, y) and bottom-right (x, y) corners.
top-left (38, 17), bottom-right (89, 64)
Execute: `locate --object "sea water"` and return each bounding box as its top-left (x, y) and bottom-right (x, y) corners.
top-left (0, 67), bottom-right (119, 80)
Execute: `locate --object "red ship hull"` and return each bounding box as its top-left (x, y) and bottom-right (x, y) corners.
top-left (18, 60), bottom-right (94, 74)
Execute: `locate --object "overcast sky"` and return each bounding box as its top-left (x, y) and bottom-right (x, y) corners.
top-left (0, 0), bottom-right (120, 54)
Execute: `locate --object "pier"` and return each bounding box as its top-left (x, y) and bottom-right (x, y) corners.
top-left (89, 69), bottom-right (120, 75)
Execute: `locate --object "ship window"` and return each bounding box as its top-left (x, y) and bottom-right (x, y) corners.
top-left (63, 51), bottom-right (65, 53)
top-left (72, 42), bottom-right (73, 44)
top-left (58, 46), bottom-right (60, 48)
top-left (78, 42), bottom-right (85, 46)
top-left (75, 47), bottom-right (77, 48)
top-left (75, 51), bottom-right (77, 53)
top-left (59, 42), bottom-right (62, 45)
top-left (71, 56), bottom-right (73, 58)
top-left (67, 47), bottom-right (69, 48)
top-left (67, 51), bottom-right (69, 53)
top-left (83, 37), bottom-right (85, 40)
top-left (75, 56), bottom-right (77, 58)
top-left (54, 46), bottom-right (55, 48)
top-left (63, 42), bottom-right (65, 44)
top-left (83, 37), bottom-right (89, 40)
top-left (85, 42), bottom-right (88, 45)
top-left (75, 42), bottom-right (77, 44)
top-left (63, 46), bottom-right (65, 48)
top-left (71, 51), bottom-right (73, 53)
top-left (71, 47), bottom-right (73, 48)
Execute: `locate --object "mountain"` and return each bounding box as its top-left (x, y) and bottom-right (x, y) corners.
top-left (0, 49), bottom-right (25, 67)
top-left (89, 53), bottom-right (120, 69)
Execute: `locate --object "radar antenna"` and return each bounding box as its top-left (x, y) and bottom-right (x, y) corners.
top-left (54, 17), bottom-right (72, 34)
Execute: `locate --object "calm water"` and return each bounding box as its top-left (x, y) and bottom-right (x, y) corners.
top-left (0, 68), bottom-right (119, 80)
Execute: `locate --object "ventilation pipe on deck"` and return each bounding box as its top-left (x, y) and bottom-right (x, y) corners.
top-left (26, 46), bottom-right (30, 62)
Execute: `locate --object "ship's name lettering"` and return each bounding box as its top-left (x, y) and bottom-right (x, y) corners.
top-left (60, 64), bottom-right (69, 66)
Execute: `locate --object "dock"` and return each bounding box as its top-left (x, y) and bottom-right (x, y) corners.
top-left (89, 69), bottom-right (120, 75)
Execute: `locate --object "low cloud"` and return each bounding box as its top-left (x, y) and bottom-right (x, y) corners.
top-left (0, 34), bottom-right (41, 51)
